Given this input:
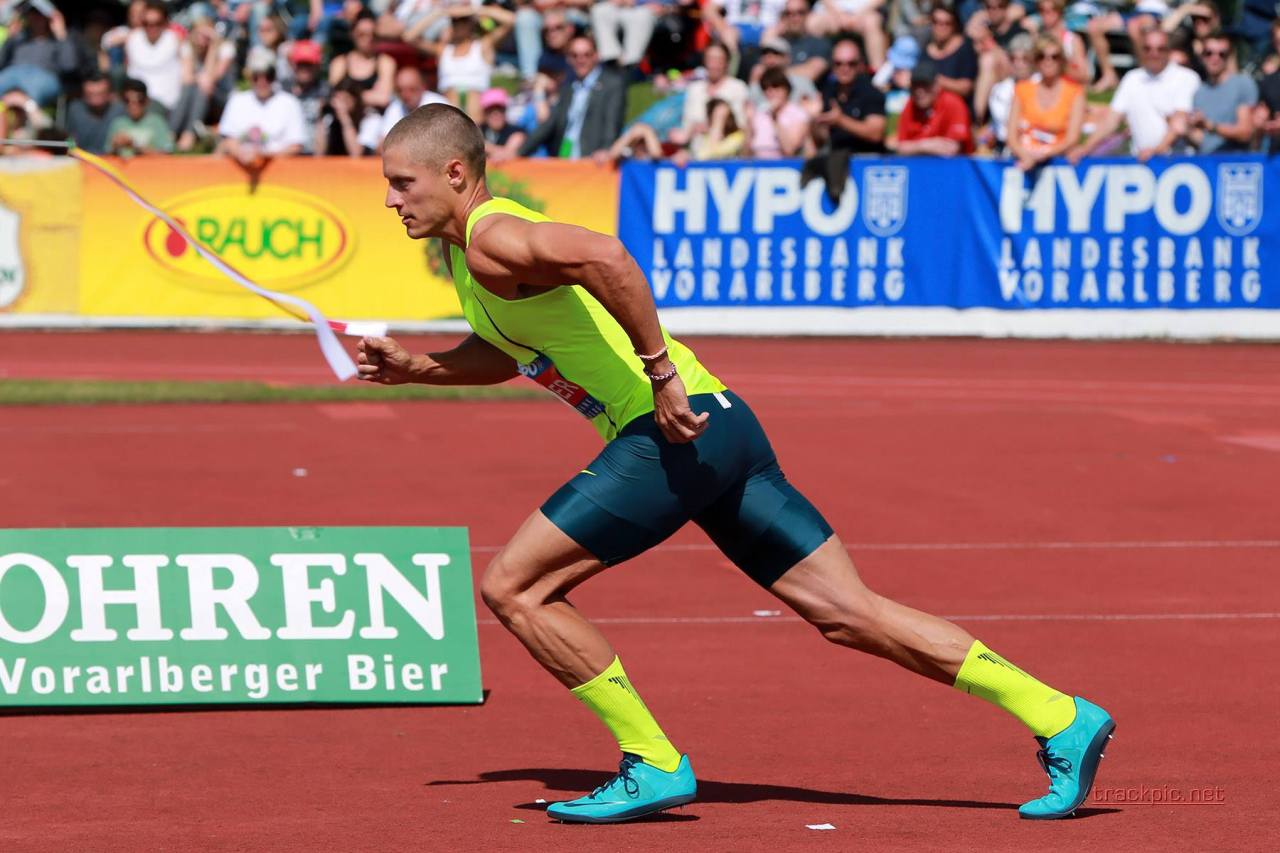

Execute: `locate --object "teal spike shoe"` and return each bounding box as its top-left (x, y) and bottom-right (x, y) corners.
top-left (1019, 697), bottom-right (1115, 819)
top-left (547, 754), bottom-right (697, 824)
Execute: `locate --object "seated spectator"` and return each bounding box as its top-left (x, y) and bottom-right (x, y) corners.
top-left (218, 55), bottom-right (308, 165)
top-left (1258, 18), bottom-right (1280, 76)
top-left (317, 79), bottom-right (379, 157)
top-left (591, 0), bottom-right (658, 71)
top-left (673, 42), bottom-right (749, 147)
top-left (808, 0), bottom-right (887, 68)
top-left (0, 2), bottom-right (76, 106)
top-left (328, 9), bottom-right (395, 110)
top-left (891, 58), bottom-right (975, 155)
top-left (749, 37), bottom-right (820, 106)
top-left (1163, 1), bottom-right (1227, 72)
top-left (479, 87), bottom-right (527, 163)
top-left (745, 66), bottom-right (812, 157)
top-left (1032, 0), bottom-right (1089, 85)
top-left (964, 0), bottom-right (1028, 48)
top-left (288, 40), bottom-right (329, 154)
top-left (65, 71), bottom-right (124, 155)
top-left (365, 66), bottom-right (449, 152)
top-left (1006, 35), bottom-right (1084, 169)
top-left (703, 0), bottom-right (788, 52)
top-left (970, 0), bottom-right (1030, 124)
top-left (172, 14), bottom-right (237, 151)
top-left (125, 1), bottom-right (182, 115)
top-left (1069, 28), bottom-right (1199, 162)
top-left (106, 78), bottom-right (174, 155)
top-left (518, 35), bottom-right (626, 159)
top-left (412, 5), bottom-right (515, 121)
top-left (923, 4), bottom-right (977, 103)
top-left (377, 0), bottom-right (445, 42)
top-left (1, 86), bottom-right (48, 147)
top-left (1256, 62), bottom-right (1280, 152)
top-left (530, 8), bottom-right (578, 82)
top-left (814, 36), bottom-right (886, 153)
top-left (1187, 31), bottom-right (1255, 153)
top-left (983, 32), bottom-right (1034, 152)
top-left (256, 14), bottom-right (294, 87)
top-left (763, 0), bottom-right (831, 82)
top-left (1087, 1), bottom-right (1167, 92)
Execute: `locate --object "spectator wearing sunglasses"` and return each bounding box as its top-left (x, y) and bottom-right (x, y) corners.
top-left (814, 37), bottom-right (885, 153)
top-left (1186, 31), bottom-right (1254, 153)
top-left (1006, 35), bottom-right (1084, 170)
top-left (1069, 28), bottom-right (1198, 163)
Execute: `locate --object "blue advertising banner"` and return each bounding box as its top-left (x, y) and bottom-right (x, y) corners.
top-left (619, 157), bottom-right (1274, 312)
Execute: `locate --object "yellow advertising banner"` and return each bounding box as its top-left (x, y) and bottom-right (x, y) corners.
top-left (4, 156), bottom-right (618, 322)
top-left (0, 159), bottom-right (82, 314)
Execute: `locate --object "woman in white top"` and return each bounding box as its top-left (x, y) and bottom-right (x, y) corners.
top-left (410, 5), bottom-right (515, 120)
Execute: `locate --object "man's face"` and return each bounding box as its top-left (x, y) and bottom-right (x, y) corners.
top-left (383, 144), bottom-right (454, 240)
top-left (83, 79), bottom-right (111, 110)
top-left (251, 71), bottom-right (274, 100)
top-left (1201, 37), bottom-right (1230, 77)
top-left (123, 88), bottom-right (147, 121)
top-left (930, 10), bottom-right (957, 43)
top-left (567, 38), bottom-right (598, 80)
top-left (704, 46), bottom-right (728, 81)
top-left (831, 44), bottom-right (862, 85)
top-left (910, 80), bottom-right (937, 111)
top-left (142, 9), bottom-right (167, 44)
top-left (1141, 33), bottom-right (1170, 74)
top-left (396, 72), bottom-right (424, 108)
top-left (779, 2), bottom-right (807, 37)
top-left (984, 0), bottom-right (1008, 26)
top-left (543, 14), bottom-right (572, 51)
top-left (760, 48), bottom-right (786, 69)
top-left (294, 62), bottom-right (318, 86)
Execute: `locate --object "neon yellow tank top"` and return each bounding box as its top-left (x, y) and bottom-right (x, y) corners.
top-left (451, 197), bottom-right (725, 441)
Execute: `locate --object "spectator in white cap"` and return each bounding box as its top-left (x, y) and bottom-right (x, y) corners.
top-left (218, 48), bottom-right (308, 166)
top-left (479, 87), bottom-right (526, 163)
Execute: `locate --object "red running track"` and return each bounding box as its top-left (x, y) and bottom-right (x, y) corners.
top-left (2, 332), bottom-right (1278, 851)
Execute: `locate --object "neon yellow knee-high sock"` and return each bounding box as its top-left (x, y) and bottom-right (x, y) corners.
top-left (571, 657), bottom-right (682, 772)
top-left (954, 640), bottom-right (1077, 738)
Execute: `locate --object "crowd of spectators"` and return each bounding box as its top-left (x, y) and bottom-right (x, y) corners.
top-left (1, 0), bottom-right (1279, 163)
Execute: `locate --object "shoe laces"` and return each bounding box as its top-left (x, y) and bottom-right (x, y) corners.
top-left (592, 754), bottom-right (642, 799)
top-left (1035, 745), bottom-right (1074, 780)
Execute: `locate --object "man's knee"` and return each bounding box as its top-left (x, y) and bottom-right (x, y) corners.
top-left (480, 556), bottom-right (528, 622)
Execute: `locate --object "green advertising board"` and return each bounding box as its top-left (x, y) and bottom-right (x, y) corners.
top-left (0, 527), bottom-right (482, 706)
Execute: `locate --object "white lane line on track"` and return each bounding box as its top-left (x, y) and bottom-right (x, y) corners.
top-left (470, 539), bottom-right (1280, 554)
top-left (476, 612), bottom-right (1280, 626)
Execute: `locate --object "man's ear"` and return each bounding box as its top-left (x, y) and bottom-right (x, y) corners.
top-left (446, 159), bottom-right (466, 189)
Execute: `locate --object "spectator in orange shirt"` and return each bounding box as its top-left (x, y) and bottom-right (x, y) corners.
top-left (891, 59), bottom-right (974, 155)
top-left (1006, 35), bottom-right (1084, 171)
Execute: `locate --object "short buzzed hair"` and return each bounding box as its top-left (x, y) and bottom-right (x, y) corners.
top-left (384, 102), bottom-right (486, 177)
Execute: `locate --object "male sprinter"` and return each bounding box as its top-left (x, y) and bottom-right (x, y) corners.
top-left (359, 104), bottom-right (1114, 823)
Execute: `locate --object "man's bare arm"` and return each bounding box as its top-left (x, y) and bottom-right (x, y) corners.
top-left (466, 217), bottom-right (710, 442)
top-left (357, 333), bottom-right (520, 385)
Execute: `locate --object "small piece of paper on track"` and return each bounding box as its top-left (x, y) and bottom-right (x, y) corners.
top-left (510, 819), bottom-right (525, 824)
top-left (753, 610), bottom-right (782, 617)
top-left (535, 798), bottom-right (547, 804)
top-left (805, 823), bottom-right (836, 830)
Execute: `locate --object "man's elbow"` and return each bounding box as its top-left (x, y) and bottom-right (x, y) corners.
top-left (582, 237), bottom-right (634, 286)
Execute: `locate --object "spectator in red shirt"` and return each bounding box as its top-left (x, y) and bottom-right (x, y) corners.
top-left (891, 59), bottom-right (974, 155)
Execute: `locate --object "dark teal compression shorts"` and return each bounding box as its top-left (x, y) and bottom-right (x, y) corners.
top-left (540, 390), bottom-right (833, 588)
